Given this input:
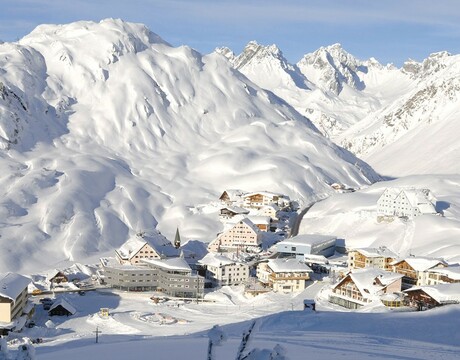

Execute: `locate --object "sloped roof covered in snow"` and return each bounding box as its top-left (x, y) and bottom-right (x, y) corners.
top-left (394, 257), bottom-right (446, 272)
top-left (237, 218), bottom-right (261, 233)
top-left (247, 216), bottom-right (271, 225)
top-left (49, 298), bottom-right (77, 315)
top-left (116, 232), bottom-right (178, 260)
top-left (335, 268), bottom-right (403, 298)
top-left (46, 269), bottom-right (67, 282)
top-left (220, 206), bottom-right (250, 214)
top-left (405, 283), bottom-right (460, 303)
top-left (220, 189), bottom-right (245, 201)
top-left (280, 234), bottom-right (336, 247)
top-left (267, 259), bottom-right (312, 273)
top-left (243, 191), bottom-right (288, 199)
top-left (401, 188), bottom-right (437, 214)
top-left (0, 273), bottom-right (31, 303)
top-left (199, 253), bottom-right (245, 267)
top-left (354, 247), bottom-right (398, 259)
top-left (427, 265), bottom-right (460, 280)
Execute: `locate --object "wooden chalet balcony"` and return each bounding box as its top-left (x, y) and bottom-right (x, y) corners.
top-left (269, 273), bottom-right (310, 281)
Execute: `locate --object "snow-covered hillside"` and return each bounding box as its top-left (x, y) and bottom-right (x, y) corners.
top-left (219, 42), bottom-right (460, 176)
top-left (0, 19), bottom-right (379, 273)
top-left (299, 174), bottom-right (460, 263)
top-left (217, 42), bottom-right (411, 140)
top-left (340, 52), bottom-right (460, 176)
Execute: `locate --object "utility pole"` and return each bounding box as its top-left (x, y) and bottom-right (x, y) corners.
top-left (94, 327), bottom-right (102, 343)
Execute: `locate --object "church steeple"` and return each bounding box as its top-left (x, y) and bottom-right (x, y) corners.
top-left (174, 228), bottom-right (181, 249)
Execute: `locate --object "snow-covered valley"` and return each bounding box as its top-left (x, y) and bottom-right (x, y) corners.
top-left (1, 18), bottom-right (460, 360)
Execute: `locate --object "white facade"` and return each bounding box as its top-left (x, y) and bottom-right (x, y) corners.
top-left (207, 218), bottom-right (261, 252)
top-left (257, 259), bottom-right (312, 293)
top-left (199, 253), bottom-right (249, 287)
top-left (377, 188), bottom-right (437, 219)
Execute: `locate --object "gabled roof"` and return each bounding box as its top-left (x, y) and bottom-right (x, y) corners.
top-left (378, 188), bottom-right (400, 200)
top-left (353, 247), bottom-right (398, 259)
top-left (334, 268), bottom-right (403, 298)
top-left (405, 283), bottom-right (460, 303)
top-left (246, 216), bottom-right (271, 225)
top-left (279, 234), bottom-right (336, 247)
top-left (49, 298), bottom-right (76, 314)
top-left (46, 269), bottom-right (67, 282)
top-left (116, 231), bottom-right (178, 260)
top-left (399, 189), bottom-right (436, 214)
top-left (220, 206), bottom-right (249, 214)
top-left (266, 259), bottom-right (312, 273)
top-left (238, 218), bottom-right (261, 233)
top-left (220, 189), bottom-right (245, 201)
top-left (243, 191), bottom-right (287, 199)
top-left (0, 273), bottom-right (31, 303)
top-left (393, 257), bottom-right (446, 272)
top-left (427, 265), bottom-right (460, 280)
top-left (199, 253), bottom-right (244, 267)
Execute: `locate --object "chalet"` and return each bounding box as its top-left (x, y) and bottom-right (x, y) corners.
top-left (256, 259), bottom-right (312, 293)
top-left (276, 234), bottom-right (337, 259)
top-left (242, 191), bottom-right (290, 210)
top-left (0, 273), bottom-right (31, 324)
top-left (199, 253), bottom-right (250, 287)
top-left (404, 283), bottom-right (460, 309)
top-left (247, 216), bottom-right (272, 232)
top-left (329, 268), bottom-right (403, 309)
top-left (115, 232), bottom-right (179, 265)
top-left (257, 204), bottom-right (280, 221)
top-left (207, 218), bottom-right (261, 253)
top-left (391, 257), bottom-right (447, 289)
top-left (219, 206), bottom-right (249, 219)
top-left (46, 269), bottom-right (68, 285)
top-left (347, 247), bottom-right (398, 271)
top-left (424, 265), bottom-right (460, 286)
top-left (219, 190), bottom-right (245, 206)
top-left (377, 188), bottom-right (437, 219)
top-left (48, 298), bottom-right (76, 317)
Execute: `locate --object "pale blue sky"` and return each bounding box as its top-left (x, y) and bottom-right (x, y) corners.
top-left (1, 0), bottom-right (460, 66)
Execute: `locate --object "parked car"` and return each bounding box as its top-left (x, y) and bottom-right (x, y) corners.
top-left (26, 321), bottom-right (35, 328)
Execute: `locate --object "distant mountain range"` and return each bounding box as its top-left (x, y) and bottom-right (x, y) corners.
top-left (217, 42), bottom-right (460, 176)
top-left (0, 19), bottom-right (378, 272)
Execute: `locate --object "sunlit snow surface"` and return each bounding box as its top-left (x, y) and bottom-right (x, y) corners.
top-left (23, 289), bottom-right (460, 360)
top-left (0, 19), bottom-right (378, 273)
top-left (300, 174), bottom-right (460, 263)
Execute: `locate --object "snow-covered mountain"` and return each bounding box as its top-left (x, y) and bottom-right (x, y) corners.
top-left (219, 42), bottom-right (460, 177)
top-left (340, 51), bottom-right (460, 176)
top-left (0, 19), bottom-right (379, 273)
top-left (218, 42), bottom-right (410, 140)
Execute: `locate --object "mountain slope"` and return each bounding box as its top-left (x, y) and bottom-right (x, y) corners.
top-left (219, 42), bottom-right (411, 140)
top-left (339, 52), bottom-right (460, 176)
top-left (219, 41), bottom-right (460, 177)
top-left (0, 19), bottom-right (379, 272)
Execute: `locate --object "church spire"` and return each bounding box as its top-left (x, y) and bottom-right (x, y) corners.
top-left (174, 227), bottom-right (181, 249)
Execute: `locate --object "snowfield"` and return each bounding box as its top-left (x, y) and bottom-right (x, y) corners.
top-left (300, 174), bottom-right (460, 263)
top-left (1, 18), bottom-right (460, 360)
top-left (15, 288), bottom-right (460, 360)
top-left (0, 19), bottom-right (378, 274)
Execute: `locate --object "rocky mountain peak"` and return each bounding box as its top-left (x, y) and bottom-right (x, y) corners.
top-left (231, 40), bottom-right (286, 70)
top-left (297, 43), bottom-right (364, 94)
